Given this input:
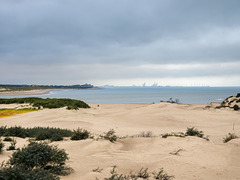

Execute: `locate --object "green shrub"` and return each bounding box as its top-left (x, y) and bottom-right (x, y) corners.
top-left (0, 140), bottom-right (4, 153)
top-left (9, 142), bottom-right (69, 172)
top-left (7, 138), bottom-right (16, 151)
top-left (5, 126), bottom-right (27, 138)
top-left (0, 126), bottom-right (7, 136)
top-left (35, 131), bottom-right (52, 141)
top-left (103, 129), bottom-right (118, 143)
top-left (70, 128), bottom-right (90, 140)
top-left (223, 133), bottom-right (238, 143)
top-left (0, 126), bottom-right (72, 141)
top-left (0, 97), bottom-right (90, 110)
top-left (233, 105), bottom-right (239, 111)
top-left (3, 137), bottom-right (13, 142)
top-left (50, 134), bottom-right (64, 141)
top-left (185, 127), bottom-right (204, 138)
top-left (0, 142), bottom-right (71, 179)
top-left (0, 165), bottom-right (59, 180)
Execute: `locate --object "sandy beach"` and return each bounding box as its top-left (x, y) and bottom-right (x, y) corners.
top-left (0, 102), bottom-right (239, 179)
top-left (0, 89), bottom-right (55, 96)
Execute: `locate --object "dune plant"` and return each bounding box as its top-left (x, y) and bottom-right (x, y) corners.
top-left (161, 132), bottom-right (185, 138)
top-left (5, 141), bottom-right (72, 177)
top-left (3, 137), bottom-right (13, 142)
top-left (0, 97), bottom-right (90, 110)
top-left (0, 165), bottom-right (60, 180)
top-left (223, 133), bottom-right (238, 143)
top-left (70, 128), bottom-right (90, 140)
top-left (9, 142), bottom-right (68, 169)
top-left (137, 168), bottom-right (150, 179)
top-left (0, 126), bottom-right (72, 141)
top-left (185, 127), bottom-right (204, 138)
top-left (100, 166), bottom-right (174, 180)
top-left (152, 168), bottom-right (175, 180)
top-left (0, 140), bottom-right (4, 153)
top-left (137, 131), bottom-right (154, 138)
top-left (7, 138), bottom-right (16, 151)
top-left (102, 129), bottom-right (118, 143)
top-left (233, 105), bottom-right (239, 111)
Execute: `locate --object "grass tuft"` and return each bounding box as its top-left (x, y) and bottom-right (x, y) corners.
top-left (223, 133), bottom-right (238, 143)
top-left (102, 129), bottom-right (118, 143)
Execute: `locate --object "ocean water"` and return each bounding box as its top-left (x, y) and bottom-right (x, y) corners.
top-left (1, 87), bottom-right (240, 104)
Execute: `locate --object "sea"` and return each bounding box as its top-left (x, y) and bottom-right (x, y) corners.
top-left (1, 87), bottom-right (240, 105)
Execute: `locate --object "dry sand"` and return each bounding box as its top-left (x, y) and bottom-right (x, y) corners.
top-left (0, 103), bottom-right (239, 179)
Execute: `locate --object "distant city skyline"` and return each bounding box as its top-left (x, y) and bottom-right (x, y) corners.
top-left (0, 0), bottom-right (240, 86)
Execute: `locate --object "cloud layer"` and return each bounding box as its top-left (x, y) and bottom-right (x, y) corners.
top-left (0, 0), bottom-right (240, 86)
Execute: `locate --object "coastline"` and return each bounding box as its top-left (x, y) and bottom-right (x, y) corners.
top-left (0, 89), bottom-right (57, 96)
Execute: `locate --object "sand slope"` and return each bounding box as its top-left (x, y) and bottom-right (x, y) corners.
top-left (0, 103), bottom-right (239, 179)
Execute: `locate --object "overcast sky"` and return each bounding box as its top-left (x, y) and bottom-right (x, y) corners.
top-left (0, 0), bottom-right (240, 86)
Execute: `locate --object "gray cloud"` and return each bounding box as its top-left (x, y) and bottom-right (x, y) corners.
top-left (0, 0), bottom-right (240, 85)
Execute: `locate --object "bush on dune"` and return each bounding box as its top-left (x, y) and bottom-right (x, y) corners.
top-left (102, 129), bottom-right (118, 143)
top-left (185, 127), bottom-right (204, 138)
top-left (70, 128), bottom-right (90, 140)
top-left (0, 142), bottom-right (71, 179)
top-left (0, 97), bottom-right (90, 110)
top-left (223, 133), bottom-right (238, 143)
top-left (0, 140), bottom-right (4, 153)
top-left (0, 126), bottom-right (72, 141)
top-left (9, 142), bottom-right (68, 170)
top-left (0, 165), bottom-right (60, 180)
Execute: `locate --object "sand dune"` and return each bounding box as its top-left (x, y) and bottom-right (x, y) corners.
top-left (0, 103), bottom-right (239, 179)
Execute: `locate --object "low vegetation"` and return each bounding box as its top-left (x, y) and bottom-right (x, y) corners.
top-left (233, 105), bottom-right (239, 111)
top-left (160, 98), bottom-right (180, 104)
top-left (0, 165), bottom-right (60, 180)
top-left (185, 127), bottom-right (204, 138)
top-left (0, 126), bottom-right (95, 142)
top-left (3, 137), bottom-right (13, 142)
top-left (0, 97), bottom-right (90, 110)
top-left (215, 93), bottom-right (240, 111)
top-left (98, 166), bottom-right (174, 180)
top-left (161, 127), bottom-right (209, 141)
top-left (0, 142), bottom-right (72, 179)
top-left (70, 128), bottom-right (90, 140)
top-left (136, 131), bottom-right (155, 138)
top-left (0, 126), bottom-right (73, 141)
top-left (223, 133), bottom-right (238, 143)
top-left (161, 132), bottom-right (185, 138)
top-left (0, 140), bottom-right (4, 153)
top-left (102, 129), bottom-right (118, 143)
top-left (7, 138), bottom-right (16, 151)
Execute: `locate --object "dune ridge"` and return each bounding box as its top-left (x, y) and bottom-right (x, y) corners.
top-left (0, 102), bottom-right (239, 179)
